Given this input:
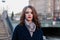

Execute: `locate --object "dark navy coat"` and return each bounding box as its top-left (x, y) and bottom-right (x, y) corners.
top-left (12, 24), bottom-right (43, 40)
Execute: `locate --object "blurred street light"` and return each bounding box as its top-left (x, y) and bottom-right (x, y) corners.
top-left (2, 0), bottom-right (5, 3)
top-left (2, 0), bottom-right (6, 10)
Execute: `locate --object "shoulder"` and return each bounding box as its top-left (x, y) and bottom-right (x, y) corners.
top-left (15, 24), bottom-right (24, 29)
top-left (13, 24), bottom-right (23, 32)
top-left (15, 24), bottom-right (21, 29)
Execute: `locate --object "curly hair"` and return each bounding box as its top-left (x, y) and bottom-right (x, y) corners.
top-left (20, 5), bottom-right (41, 29)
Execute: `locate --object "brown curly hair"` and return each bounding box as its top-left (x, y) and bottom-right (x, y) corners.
top-left (20, 5), bottom-right (41, 29)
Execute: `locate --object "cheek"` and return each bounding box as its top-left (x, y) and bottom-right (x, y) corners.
top-left (25, 14), bottom-right (33, 19)
top-left (31, 14), bottom-right (33, 18)
top-left (25, 14), bottom-right (28, 19)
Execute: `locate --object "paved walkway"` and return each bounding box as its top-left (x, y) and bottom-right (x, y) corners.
top-left (0, 16), bottom-right (11, 40)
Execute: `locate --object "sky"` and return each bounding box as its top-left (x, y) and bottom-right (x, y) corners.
top-left (0, 0), bottom-right (29, 14)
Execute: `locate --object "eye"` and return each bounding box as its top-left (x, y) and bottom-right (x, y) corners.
top-left (25, 12), bottom-right (33, 14)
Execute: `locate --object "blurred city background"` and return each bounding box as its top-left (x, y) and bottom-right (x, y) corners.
top-left (0, 0), bottom-right (60, 40)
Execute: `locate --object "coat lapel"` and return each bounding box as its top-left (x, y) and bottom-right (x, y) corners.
top-left (24, 25), bottom-right (32, 37)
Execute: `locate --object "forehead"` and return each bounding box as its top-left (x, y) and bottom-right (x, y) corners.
top-left (25, 8), bottom-right (32, 12)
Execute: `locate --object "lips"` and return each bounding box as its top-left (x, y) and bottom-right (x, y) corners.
top-left (28, 17), bottom-right (31, 18)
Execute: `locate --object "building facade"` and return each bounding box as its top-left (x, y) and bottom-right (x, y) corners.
top-left (29, 0), bottom-right (60, 20)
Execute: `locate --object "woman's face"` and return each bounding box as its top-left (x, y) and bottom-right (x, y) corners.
top-left (25, 8), bottom-right (33, 21)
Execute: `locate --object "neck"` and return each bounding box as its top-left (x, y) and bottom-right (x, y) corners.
top-left (28, 20), bottom-right (32, 24)
top-left (25, 19), bottom-right (33, 24)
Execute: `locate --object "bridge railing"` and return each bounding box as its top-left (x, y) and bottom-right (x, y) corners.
top-left (6, 16), bottom-right (13, 33)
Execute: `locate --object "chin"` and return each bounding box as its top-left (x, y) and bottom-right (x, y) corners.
top-left (27, 19), bottom-right (32, 21)
top-left (28, 19), bottom-right (32, 21)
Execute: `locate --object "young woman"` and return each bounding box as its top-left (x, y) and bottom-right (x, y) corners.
top-left (12, 5), bottom-right (43, 40)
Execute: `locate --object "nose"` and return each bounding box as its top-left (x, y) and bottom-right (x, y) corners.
top-left (28, 13), bottom-right (31, 16)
